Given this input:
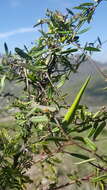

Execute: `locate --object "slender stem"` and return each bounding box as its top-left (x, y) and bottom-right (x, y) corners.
top-left (48, 173), bottom-right (94, 190)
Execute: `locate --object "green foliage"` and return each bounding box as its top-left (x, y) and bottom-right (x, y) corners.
top-left (62, 75), bottom-right (91, 125)
top-left (0, 0), bottom-right (107, 189)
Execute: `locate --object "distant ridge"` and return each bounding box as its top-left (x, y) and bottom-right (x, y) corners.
top-left (62, 57), bottom-right (107, 108)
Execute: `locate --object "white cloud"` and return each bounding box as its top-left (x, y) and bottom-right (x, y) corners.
top-left (0, 27), bottom-right (36, 39)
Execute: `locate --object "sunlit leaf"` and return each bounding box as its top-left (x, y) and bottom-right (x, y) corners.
top-left (45, 54), bottom-right (53, 65)
top-left (84, 137), bottom-right (97, 151)
top-left (75, 158), bottom-right (96, 165)
top-left (63, 76), bottom-right (91, 124)
top-left (88, 122), bottom-right (98, 138)
top-left (93, 111), bottom-right (101, 118)
top-left (92, 175), bottom-right (107, 182)
top-left (0, 75), bottom-right (6, 93)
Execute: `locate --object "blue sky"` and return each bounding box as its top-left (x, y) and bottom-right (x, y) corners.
top-left (0, 0), bottom-right (107, 62)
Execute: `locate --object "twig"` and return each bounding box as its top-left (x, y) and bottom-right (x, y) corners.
top-left (48, 173), bottom-right (94, 190)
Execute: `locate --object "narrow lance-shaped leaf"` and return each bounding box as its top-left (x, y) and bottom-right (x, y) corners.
top-left (66, 8), bottom-right (74, 15)
top-left (0, 75), bottom-right (6, 93)
top-left (45, 54), bottom-right (53, 65)
top-left (79, 3), bottom-right (94, 6)
top-left (32, 49), bottom-right (49, 58)
top-left (15, 48), bottom-right (32, 60)
top-left (73, 6), bottom-right (87, 10)
top-left (84, 46), bottom-right (100, 52)
top-left (92, 175), bottom-right (107, 183)
top-left (88, 122), bottom-right (98, 138)
top-left (60, 48), bottom-right (78, 54)
top-left (75, 158), bottom-right (96, 165)
top-left (97, 36), bottom-right (102, 46)
top-left (57, 74), bottom-right (67, 88)
top-left (84, 137), bottom-right (97, 151)
top-left (67, 152), bottom-right (89, 160)
top-left (77, 27), bottom-right (91, 34)
top-left (93, 121), bottom-right (106, 140)
top-left (24, 45), bottom-right (29, 52)
top-left (62, 75), bottom-right (91, 124)
top-left (4, 42), bottom-right (9, 56)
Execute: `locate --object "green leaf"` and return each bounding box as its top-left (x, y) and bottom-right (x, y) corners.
top-left (45, 54), bottom-right (53, 65)
top-left (73, 6), bottom-right (87, 10)
top-left (92, 175), bottom-right (107, 182)
top-left (15, 48), bottom-right (32, 60)
top-left (103, 87), bottom-right (107, 90)
top-left (93, 121), bottom-right (106, 140)
top-left (62, 76), bottom-right (91, 124)
top-left (84, 46), bottom-right (100, 52)
top-left (57, 31), bottom-right (72, 34)
top-left (60, 48), bottom-right (78, 54)
top-left (84, 137), bottom-right (97, 151)
top-left (4, 42), bottom-right (9, 56)
top-left (80, 3), bottom-right (94, 6)
top-left (98, 36), bottom-right (102, 46)
top-left (52, 127), bottom-right (59, 132)
top-left (77, 27), bottom-right (91, 34)
top-left (0, 75), bottom-right (6, 93)
top-left (73, 136), bottom-right (85, 143)
top-left (99, 182), bottom-right (105, 190)
top-left (69, 153), bottom-right (89, 160)
top-left (32, 49), bottom-right (49, 58)
top-left (66, 8), bottom-right (74, 15)
top-left (75, 158), bottom-right (96, 165)
top-left (30, 115), bottom-right (49, 123)
top-left (26, 64), bottom-right (47, 72)
top-left (88, 122), bottom-right (98, 138)
top-left (57, 74), bottom-right (67, 88)
top-left (33, 19), bottom-right (48, 27)
top-left (93, 111), bottom-right (101, 118)
top-left (27, 107), bottom-right (38, 117)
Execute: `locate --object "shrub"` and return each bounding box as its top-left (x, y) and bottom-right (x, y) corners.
top-left (0, 1), bottom-right (107, 189)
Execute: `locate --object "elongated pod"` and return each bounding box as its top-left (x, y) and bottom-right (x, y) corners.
top-left (62, 75), bottom-right (91, 125)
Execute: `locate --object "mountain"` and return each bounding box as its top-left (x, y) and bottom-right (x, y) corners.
top-left (62, 58), bottom-right (107, 108)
